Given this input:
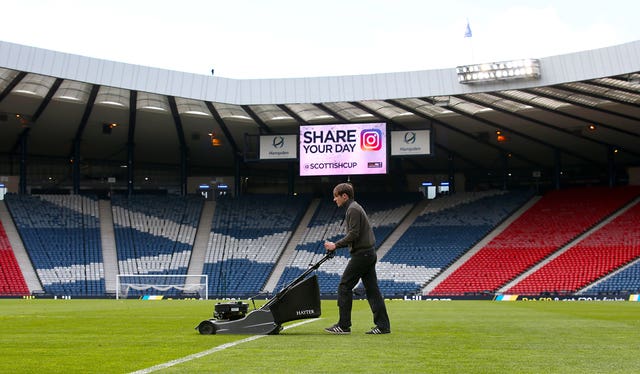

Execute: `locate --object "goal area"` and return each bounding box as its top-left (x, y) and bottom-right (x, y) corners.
top-left (116, 274), bottom-right (208, 300)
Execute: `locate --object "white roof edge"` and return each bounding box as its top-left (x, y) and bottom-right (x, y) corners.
top-left (1, 39), bottom-right (639, 105)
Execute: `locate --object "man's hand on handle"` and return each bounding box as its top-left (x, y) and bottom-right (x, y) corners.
top-left (324, 241), bottom-right (336, 252)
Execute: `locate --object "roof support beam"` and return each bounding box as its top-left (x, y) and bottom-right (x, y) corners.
top-left (206, 102), bottom-right (242, 198)
top-left (168, 96), bottom-right (189, 196)
top-left (526, 87), bottom-right (640, 123)
top-left (433, 142), bottom-right (484, 170)
top-left (241, 105), bottom-right (273, 134)
top-left (205, 102), bottom-right (240, 155)
top-left (386, 99), bottom-right (543, 169)
top-left (0, 71), bottom-right (27, 103)
top-left (314, 103), bottom-right (350, 123)
top-left (125, 91), bottom-right (138, 196)
top-left (585, 79), bottom-right (640, 99)
top-left (17, 131), bottom-right (28, 194)
top-left (488, 91), bottom-right (640, 158)
top-left (393, 122), bottom-right (484, 169)
top-left (556, 82), bottom-right (640, 115)
top-left (459, 93), bottom-right (636, 157)
top-left (277, 104), bottom-right (307, 125)
top-left (352, 100), bottom-right (487, 172)
top-left (9, 78), bottom-right (62, 154)
top-left (70, 85), bottom-right (100, 194)
top-left (378, 117), bottom-right (440, 172)
top-left (32, 78), bottom-right (63, 122)
top-left (447, 95), bottom-right (601, 166)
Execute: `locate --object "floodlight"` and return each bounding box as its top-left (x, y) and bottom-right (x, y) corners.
top-left (457, 58), bottom-right (541, 84)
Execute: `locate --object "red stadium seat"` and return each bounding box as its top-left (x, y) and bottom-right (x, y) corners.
top-left (0, 223), bottom-right (29, 296)
top-left (429, 186), bottom-right (640, 296)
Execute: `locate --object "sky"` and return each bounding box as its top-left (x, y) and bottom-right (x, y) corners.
top-left (2, 0), bottom-right (640, 79)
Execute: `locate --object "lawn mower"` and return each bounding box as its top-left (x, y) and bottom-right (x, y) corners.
top-left (196, 251), bottom-right (334, 335)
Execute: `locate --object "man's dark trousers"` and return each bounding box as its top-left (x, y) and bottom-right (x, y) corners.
top-left (337, 251), bottom-right (390, 330)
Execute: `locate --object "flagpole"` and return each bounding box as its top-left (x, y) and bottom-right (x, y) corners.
top-left (464, 19), bottom-right (474, 64)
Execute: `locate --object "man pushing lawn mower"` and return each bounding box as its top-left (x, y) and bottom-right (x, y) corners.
top-left (323, 183), bottom-right (391, 335)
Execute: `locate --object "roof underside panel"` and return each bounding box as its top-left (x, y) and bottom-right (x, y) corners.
top-left (1, 41), bottom-right (639, 187)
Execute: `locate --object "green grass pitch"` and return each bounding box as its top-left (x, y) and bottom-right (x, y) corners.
top-left (1, 298), bottom-right (639, 373)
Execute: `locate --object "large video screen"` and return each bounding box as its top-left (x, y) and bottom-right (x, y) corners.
top-left (299, 122), bottom-right (387, 176)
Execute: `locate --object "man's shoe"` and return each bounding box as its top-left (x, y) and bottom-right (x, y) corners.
top-left (365, 326), bottom-right (390, 334)
top-left (324, 324), bottom-right (351, 335)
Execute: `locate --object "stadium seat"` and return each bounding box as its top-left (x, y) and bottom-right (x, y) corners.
top-left (430, 186), bottom-right (640, 296)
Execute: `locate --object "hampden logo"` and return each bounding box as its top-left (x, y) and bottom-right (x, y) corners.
top-left (272, 136), bottom-right (285, 148)
top-left (404, 131), bottom-right (416, 144)
top-left (360, 129), bottom-right (382, 151)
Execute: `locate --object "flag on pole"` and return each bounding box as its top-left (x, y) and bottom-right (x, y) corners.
top-left (464, 20), bottom-right (472, 38)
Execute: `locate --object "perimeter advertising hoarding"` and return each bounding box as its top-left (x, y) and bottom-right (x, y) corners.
top-left (259, 134), bottom-right (298, 160)
top-left (390, 130), bottom-right (431, 156)
top-left (299, 123), bottom-right (387, 176)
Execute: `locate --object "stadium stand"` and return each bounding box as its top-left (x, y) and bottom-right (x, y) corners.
top-left (381, 189), bottom-right (534, 295)
top-left (584, 259), bottom-right (640, 295)
top-left (202, 194), bottom-right (310, 298)
top-left (111, 195), bottom-right (202, 264)
top-left (0, 221), bottom-right (29, 296)
top-left (4, 194), bottom-right (104, 296)
top-left (507, 198), bottom-right (640, 295)
top-left (111, 194), bottom-right (203, 297)
top-left (3, 186), bottom-right (640, 299)
top-left (274, 193), bottom-right (422, 297)
top-left (429, 186), bottom-right (640, 296)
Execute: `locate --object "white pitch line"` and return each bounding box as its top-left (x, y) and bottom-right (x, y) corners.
top-left (129, 318), bottom-right (320, 374)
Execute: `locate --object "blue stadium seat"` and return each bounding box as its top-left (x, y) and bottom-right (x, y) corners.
top-left (5, 194), bottom-right (104, 296)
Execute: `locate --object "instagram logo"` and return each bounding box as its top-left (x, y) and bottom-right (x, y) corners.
top-left (360, 129), bottom-right (382, 151)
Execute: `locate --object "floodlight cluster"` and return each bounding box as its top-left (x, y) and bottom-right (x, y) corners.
top-left (457, 59), bottom-right (541, 84)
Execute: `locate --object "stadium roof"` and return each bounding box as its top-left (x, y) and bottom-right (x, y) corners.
top-left (1, 40), bottom-right (639, 191)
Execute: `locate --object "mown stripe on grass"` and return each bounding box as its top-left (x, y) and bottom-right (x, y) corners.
top-left (129, 318), bottom-right (320, 374)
